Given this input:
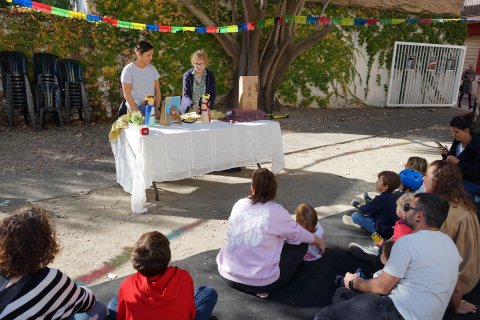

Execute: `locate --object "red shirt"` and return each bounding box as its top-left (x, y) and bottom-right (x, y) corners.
top-left (117, 266), bottom-right (196, 320)
top-left (393, 219), bottom-right (413, 241)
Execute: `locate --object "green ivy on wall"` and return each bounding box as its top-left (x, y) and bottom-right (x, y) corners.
top-left (0, 2), bottom-right (468, 117)
top-left (0, 3), bottom-right (231, 120)
top-left (355, 10), bottom-right (466, 99)
top-left (277, 4), bottom-right (467, 106)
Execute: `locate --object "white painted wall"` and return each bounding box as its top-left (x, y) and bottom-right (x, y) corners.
top-left (291, 31), bottom-right (391, 108)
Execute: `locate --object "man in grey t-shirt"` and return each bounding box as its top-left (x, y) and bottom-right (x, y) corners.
top-left (314, 193), bottom-right (471, 320)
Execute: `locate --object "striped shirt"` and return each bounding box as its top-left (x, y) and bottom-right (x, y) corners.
top-left (0, 268), bottom-right (95, 320)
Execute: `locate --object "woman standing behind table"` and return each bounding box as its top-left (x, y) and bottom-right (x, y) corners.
top-left (438, 112), bottom-right (480, 198)
top-left (0, 206), bottom-right (106, 320)
top-left (121, 40), bottom-right (161, 116)
top-left (216, 168), bottom-right (326, 298)
top-left (181, 50), bottom-right (216, 114)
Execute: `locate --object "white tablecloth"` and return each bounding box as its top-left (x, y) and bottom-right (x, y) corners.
top-left (110, 120), bottom-right (285, 213)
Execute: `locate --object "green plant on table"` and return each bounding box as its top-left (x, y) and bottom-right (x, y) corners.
top-left (128, 111), bottom-right (144, 125)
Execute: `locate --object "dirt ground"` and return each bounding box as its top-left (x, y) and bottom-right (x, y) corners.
top-left (0, 105), bottom-right (467, 285)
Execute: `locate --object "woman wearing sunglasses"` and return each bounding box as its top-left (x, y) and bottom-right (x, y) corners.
top-left (423, 160), bottom-right (480, 298)
top-left (181, 50), bottom-right (216, 114)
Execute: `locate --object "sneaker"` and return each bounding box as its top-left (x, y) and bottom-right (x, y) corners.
top-left (349, 243), bottom-right (379, 262)
top-left (342, 215), bottom-right (361, 228)
top-left (350, 199), bottom-right (362, 209)
top-left (364, 192), bottom-right (372, 204)
top-left (256, 292), bottom-right (269, 299)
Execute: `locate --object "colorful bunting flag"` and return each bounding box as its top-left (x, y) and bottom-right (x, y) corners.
top-left (206, 26), bottom-right (217, 33)
top-left (146, 24), bottom-right (158, 32)
top-left (102, 17), bottom-right (118, 26)
top-left (132, 23), bottom-right (146, 30)
top-left (318, 17), bottom-right (330, 25)
top-left (51, 7), bottom-right (69, 17)
top-left (159, 26), bottom-right (171, 33)
top-left (117, 21), bottom-right (130, 29)
top-left (69, 11), bottom-right (86, 20)
top-left (32, 1), bottom-right (50, 12)
top-left (4, 1), bottom-right (469, 35)
top-left (341, 18), bottom-right (354, 26)
top-left (195, 26), bottom-right (206, 33)
top-left (354, 18), bottom-right (366, 26)
top-left (306, 16), bottom-right (317, 25)
top-left (226, 25), bottom-right (238, 33)
top-left (331, 18), bottom-right (342, 25)
top-left (295, 16), bottom-right (307, 24)
top-left (265, 18), bottom-right (274, 27)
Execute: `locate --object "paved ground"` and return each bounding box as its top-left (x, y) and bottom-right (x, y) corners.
top-left (0, 106), bottom-right (466, 288)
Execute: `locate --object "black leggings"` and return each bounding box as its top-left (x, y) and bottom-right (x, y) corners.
top-left (221, 242), bottom-right (308, 295)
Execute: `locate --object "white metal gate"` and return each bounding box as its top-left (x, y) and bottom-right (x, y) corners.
top-left (387, 42), bottom-right (466, 107)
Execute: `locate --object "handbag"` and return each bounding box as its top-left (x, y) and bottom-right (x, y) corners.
top-left (459, 82), bottom-right (465, 92)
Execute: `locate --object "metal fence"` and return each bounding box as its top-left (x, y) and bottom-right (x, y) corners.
top-left (387, 42), bottom-right (466, 107)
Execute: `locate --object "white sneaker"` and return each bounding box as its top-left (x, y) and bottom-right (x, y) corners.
top-left (342, 215), bottom-right (361, 228)
top-left (349, 243), bottom-right (379, 262)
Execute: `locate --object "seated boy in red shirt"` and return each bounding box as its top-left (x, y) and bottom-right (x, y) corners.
top-left (108, 231), bottom-right (218, 320)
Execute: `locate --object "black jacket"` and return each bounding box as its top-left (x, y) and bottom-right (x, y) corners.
top-left (181, 68), bottom-right (216, 112)
top-left (359, 192), bottom-right (398, 239)
top-left (444, 134), bottom-right (480, 185)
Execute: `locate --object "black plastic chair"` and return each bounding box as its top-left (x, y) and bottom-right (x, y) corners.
top-left (0, 51), bottom-right (35, 128)
top-left (58, 59), bottom-right (90, 124)
top-left (33, 53), bottom-right (63, 128)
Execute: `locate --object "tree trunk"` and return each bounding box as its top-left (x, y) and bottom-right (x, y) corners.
top-left (178, 0), bottom-right (333, 111)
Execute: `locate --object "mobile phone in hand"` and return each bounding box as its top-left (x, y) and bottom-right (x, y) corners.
top-left (435, 142), bottom-right (447, 150)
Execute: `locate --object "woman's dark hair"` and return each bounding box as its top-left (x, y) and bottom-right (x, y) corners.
top-left (135, 40), bottom-right (154, 54)
top-left (0, 206), bottom-right (60, 278)
top-left (131, 231), bottom-right (171, 277)
top-left (449, 112), bottom-right (475, 131)
top-left (429, 160), bottom-right (477, 213)
top-left (249, 168), bottom-right (277, 204)
top-left (295, 203), bottom-right (318, 233)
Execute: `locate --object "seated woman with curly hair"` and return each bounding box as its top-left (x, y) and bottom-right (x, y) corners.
top-left (0, 206), bottom-right (106, 320)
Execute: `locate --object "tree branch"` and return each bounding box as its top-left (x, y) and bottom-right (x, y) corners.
top-left (321, 0), bottom-right (330, 16)
top-left (177, 0), bottom-right (239, 58)
top-left (289, 24), bottom-right (333, 57)
top-left (275, 25), bottom-right (334, 84)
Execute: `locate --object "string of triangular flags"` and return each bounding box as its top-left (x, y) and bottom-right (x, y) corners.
top-left (7, 0), bottom-right (474, 34)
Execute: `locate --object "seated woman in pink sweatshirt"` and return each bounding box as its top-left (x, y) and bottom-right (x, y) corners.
top-left (216, 168), bottom-right (326, 298)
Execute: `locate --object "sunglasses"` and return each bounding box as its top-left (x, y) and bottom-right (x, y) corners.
top-left (403, 203), bottom-right (420, 213)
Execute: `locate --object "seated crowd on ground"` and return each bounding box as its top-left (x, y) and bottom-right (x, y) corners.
top-left (1, 113), bottom-right (480, 320)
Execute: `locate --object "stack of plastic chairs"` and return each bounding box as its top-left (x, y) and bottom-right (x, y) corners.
top-left (0, 51), bottom-right (35, 128)
top-left (58, 59), bottom-right (90, 124)
top-left (33, 52), bottom-right (63, 128)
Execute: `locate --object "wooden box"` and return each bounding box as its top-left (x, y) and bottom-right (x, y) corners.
top-left (239, 76), bottom-right (258, 110)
